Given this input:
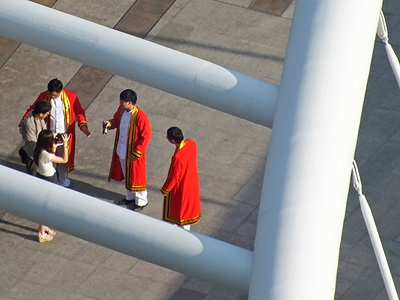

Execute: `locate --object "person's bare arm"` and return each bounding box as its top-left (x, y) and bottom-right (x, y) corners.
top-left (51, 134), bottom-right (70, 163)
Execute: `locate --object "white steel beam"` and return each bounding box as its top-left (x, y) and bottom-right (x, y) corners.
top-left (0, 165), bottom-right (252, 293)
top-left (0, 0), bottom-right (278, 128)
top-left (249, 0), bottom-right (382, 299)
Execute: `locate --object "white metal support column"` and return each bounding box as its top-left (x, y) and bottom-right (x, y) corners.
top-left (249, 0), bottom-right (382, 299)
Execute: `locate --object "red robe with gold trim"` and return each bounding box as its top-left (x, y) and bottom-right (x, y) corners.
top-left (107, 105), bottom-right (151, 192)
top-left (161, 139), bottom-right (201, 226)
top-left (19, 90), bottom-right (88, 172)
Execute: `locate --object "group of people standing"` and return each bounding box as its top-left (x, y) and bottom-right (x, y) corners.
top-left (19, 78), bottom-right (201, 242)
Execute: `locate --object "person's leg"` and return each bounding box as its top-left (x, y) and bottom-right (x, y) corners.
top-left (38, 225), bottom-right (54, 242)
top-left (118, 159), bottom-right (147, 209)
top-left (126, 190), bottom-right (135, 201)
top-left (56, 163), bottom-right (69, 186)
top-left (119, 158), bottom-right (135, 201)
top-left (28, 158), bottom-right (36, 176)
top-left (173, 224), bottom-right (191, 231)
top-left (55, 146), bottom-right (69, 187)
top-left (134, 190), bottom-right (148, 206)
top-left (38, 225), bottom-right (48, 235)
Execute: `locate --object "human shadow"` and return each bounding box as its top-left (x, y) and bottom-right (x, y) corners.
top-left (0, 219), bottom-right (38, 241)
top-left (0, 158), bottom-right (124, 204)
top-left (68, 178), bottom-right (125, 203)
top-left (0, 158), bottom-right (26, 173)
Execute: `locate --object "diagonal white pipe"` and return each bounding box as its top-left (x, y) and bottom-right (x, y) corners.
top-left (0, 165), bottom-right (252, 293)
top-left (377, 10), bottom-right (400, 90)
top-left (352, 161), bottom-right (399, 300)
top-left (0, 0), bottom-right (278, 127)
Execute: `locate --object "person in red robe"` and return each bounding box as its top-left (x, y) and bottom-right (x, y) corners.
top-left (161, 127), bottom-right (201, 230)
top-left (103, 89), bottom-right (151, 212)
top-left (19, 78), bottom-right (91, 187)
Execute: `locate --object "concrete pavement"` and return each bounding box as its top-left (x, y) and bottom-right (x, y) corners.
top-left (0, 0), bottom-right (400, 299)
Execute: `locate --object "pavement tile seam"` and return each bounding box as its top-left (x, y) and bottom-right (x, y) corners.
top-left (250, 0), bottom-right (294, 16)
top-left (1, 0), bottom-right (400, 299)
top-left (115, 0), bottom-right (177, 38)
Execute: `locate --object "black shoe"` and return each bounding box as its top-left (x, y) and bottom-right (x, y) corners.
top-left (118, 198), bottom-right (134, 206)
top-left (130, 203), bottom-right (148, 212)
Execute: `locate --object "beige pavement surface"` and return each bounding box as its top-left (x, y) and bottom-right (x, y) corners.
top-left (0, 0), bottom-right (400, 299)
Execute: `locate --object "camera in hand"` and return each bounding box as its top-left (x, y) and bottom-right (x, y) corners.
top-left (54, 133), bottom-right (63, 144)
top-left (102, 123), bottom-right (108, 134)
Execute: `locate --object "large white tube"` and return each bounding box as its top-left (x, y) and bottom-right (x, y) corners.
top-left (0, 0), bottom-right (278, 127)
top-left (249, 0), bottom-right (382, 299)
top-left (0, 165), bottom-right (252, 293)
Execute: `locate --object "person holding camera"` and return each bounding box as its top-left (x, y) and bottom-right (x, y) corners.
top-left (19, 78), bottom-right (91, 187)
top-left (33, 129), bottom-right (70, 242)
top-left (103, 89), bottom-right (151, 212)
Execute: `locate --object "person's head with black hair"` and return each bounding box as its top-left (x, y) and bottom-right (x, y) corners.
top-left (47, 78), bottom-right (63, 93)
top-left (120, 89), bottom-right (137, 104)
top-left (33, 129), bottom-right (56, 165)
top-left (119, 89), bottom-right (137, 111)
top-left (33, 100), bottom-right (51, 117)
top-left (167, 127), bottom-right (184, 144)
top-left (47, 78), bottom-right (63, 99)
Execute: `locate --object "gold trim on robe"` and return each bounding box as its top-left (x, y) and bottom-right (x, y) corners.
top-left (107, 105), bottom-right (150, 192)
top-left (46, 91), bottom-right (74, 172)
top-left (163, 193), bottom-right (201, 226)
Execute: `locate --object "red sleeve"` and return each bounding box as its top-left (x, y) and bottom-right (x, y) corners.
top-left (108, 105), bottom-right (123, 130)
top-left (161, 156), bottom-right (183, 195)
top-left (19, 91), bottom-right (47, 126)
top-left (67, 91), bottom-right (88, 130)
top-left (133, 111), bottom-right (151, 157)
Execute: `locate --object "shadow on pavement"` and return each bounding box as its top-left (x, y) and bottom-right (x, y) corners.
top-left (0, 219), bottom-right (38, 241)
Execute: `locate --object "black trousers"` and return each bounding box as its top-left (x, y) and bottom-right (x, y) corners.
top-left (36, 172), bottom-right (55, 182)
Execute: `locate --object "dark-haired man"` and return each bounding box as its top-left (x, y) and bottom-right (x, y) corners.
top-left (161, 127), bottom-right (201, 230)
top-left (103, 89), bottom-right (151, 211)
top-left (19, 78), bottom-right (91, 187)
top-left (19, 100), bottom-right (51, 173)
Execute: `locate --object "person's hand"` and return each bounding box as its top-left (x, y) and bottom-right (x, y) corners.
top-left (81, 125), bottom-right (91, 137)
top-left (102, 120), bottom-right (111, 128)
top-left (61, 133), bottom-right (70, 144)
